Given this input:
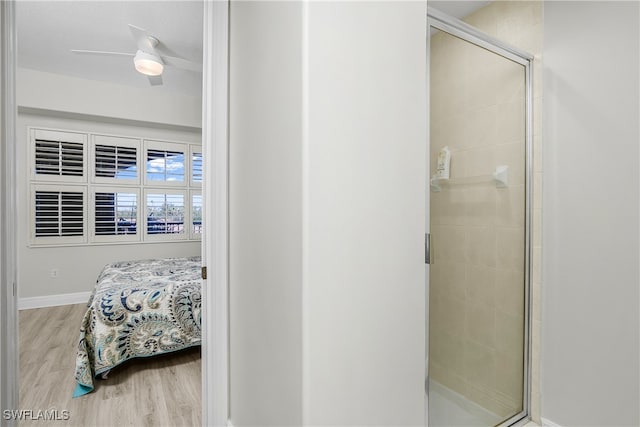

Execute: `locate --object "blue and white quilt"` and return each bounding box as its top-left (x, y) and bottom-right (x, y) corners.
top-left (73, 257), bottom-right (202, 397)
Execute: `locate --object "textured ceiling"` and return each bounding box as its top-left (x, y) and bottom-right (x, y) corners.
top-left (17, 1), bottom-right (204, 97)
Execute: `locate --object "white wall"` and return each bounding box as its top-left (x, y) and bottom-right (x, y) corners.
top-left (304, 2), bottom-right (427, 425)
top-left (16, 71), bottom-right (202, 300)
top-left (229, 2), bottom-right (303, 425)
top-left (229, 1), bottom-right (427, 425)
top-left (542, 2), bottom-right (640, 426)
top-left (18, 68), bottom-right (202, 129)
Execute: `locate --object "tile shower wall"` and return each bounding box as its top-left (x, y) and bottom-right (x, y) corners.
top-left (429, 0), bottom-right (542, 421)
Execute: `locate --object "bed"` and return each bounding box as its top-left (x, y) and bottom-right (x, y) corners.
top-left (73, 256), bottom-right (202, 397)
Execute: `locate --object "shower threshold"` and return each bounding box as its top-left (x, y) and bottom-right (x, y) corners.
top-left (428, 379), bottom-right (502, 427)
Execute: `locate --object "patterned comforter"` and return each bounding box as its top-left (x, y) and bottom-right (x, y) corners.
top-left (73, 257), bottom-right (202, 397)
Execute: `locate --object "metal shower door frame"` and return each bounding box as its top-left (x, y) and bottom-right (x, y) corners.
top-left (425, 6), bottom-right (534, 427)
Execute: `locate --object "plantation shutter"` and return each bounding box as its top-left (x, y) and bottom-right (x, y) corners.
top-left (192, 151), bottom-right (203, 184)
top-left (95, 145), bottom-right (137, 179)
top-left (34, 190), bottom-right (84, 237)
top-left (35, 140), bottom-right (84, 177)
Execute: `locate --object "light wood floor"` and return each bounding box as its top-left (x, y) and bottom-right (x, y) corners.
top-left (19, 304), bottom-right (201, 427)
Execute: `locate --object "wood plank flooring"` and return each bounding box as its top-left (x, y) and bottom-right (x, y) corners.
top-left (19, 304), bottom-right (201, 426)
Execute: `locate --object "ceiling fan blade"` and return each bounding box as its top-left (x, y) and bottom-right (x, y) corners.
top-left (71, 49), bottom-right (134, 57)
top-left (160, 55), bottom-right (202, 73)
top-left (148, 75), bottom-right (163, 86)
top-left (129, 24), bottom-right (156, 53)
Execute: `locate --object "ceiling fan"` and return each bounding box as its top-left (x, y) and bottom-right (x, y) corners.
top-left (71, 24), bottom-right (201, 86)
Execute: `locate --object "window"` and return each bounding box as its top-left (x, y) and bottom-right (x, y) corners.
top-left (92, 188), bottom-right (140, 243)
top-left (191, 192), bottom-right (202, 239)
top-left (31, 129), bottom-right (87, 183)
top-left (35, 141), bottom-right (84, 176)
top-left (191, 147), bottom-right (203, 186)
top-left (145, 190), bottom-right (186, 240)
top-left (93, 135), bottom-right (140, 184)
top-left (145, 141), bottom-right (186, 185)
top-left (30, 128), bottom-right (202, 246)
top-left (32, 185), bottom-right (87, 245)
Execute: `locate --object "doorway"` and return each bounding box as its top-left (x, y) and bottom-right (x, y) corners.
top-left (426, 7), bottom-right (532, 427)
top-left (0, 1), bottom-right (229, 425)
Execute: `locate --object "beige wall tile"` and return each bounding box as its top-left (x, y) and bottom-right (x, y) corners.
top-left (466, 187), bottom-right (497, 226)
top-left (497, 99), bottom-right (526, 143)
top-left (496, 227), bottom-right (525, 271)
top-left (466, 303), bottom-right (496, 348)
top-left (462, 105), bottom-right (499, 149)
top-left (466, 225), bottom-right (498, 268)
top-left (496, 185), bottom-right (526, 228)
top-left (465, 265), bottom-right (496, 308)
top-left (495, 142), bottom-right (526, 185)
top-left (464, 340), bottom-right (496, 390)
top-left (432, 225), bottom-right (467, 264)
top-left (495, 268), bottom-right (526, 315)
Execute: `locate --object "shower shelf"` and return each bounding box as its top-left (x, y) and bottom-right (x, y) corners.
top-left (430, 165), bottom-right (509, 193)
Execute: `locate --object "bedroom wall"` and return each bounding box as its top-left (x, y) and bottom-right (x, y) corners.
top-left (542, 2), bottom-right (640, 426)
top-left (18, 68), bottom-right (202, 129)
top-left (16, 71), bottom-right (202, 302)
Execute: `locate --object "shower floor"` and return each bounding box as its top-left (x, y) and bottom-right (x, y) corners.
top-left (428, 380), bottom-right (503, 427)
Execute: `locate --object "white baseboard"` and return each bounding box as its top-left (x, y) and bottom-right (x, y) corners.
top-left (19, 291), bottom-right (91, 310)
top-left (227, 420), bottom-right (234, 427)
top-left (541, 417), bottom-right (562, 427)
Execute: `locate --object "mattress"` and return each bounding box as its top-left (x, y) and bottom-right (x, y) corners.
top-left (73, 256), bottom-right (202, 397)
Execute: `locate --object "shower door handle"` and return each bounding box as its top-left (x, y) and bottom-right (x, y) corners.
top-left (425, 233), bottom-right (432, 264)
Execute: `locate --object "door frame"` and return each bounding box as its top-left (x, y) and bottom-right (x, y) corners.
top-left (201, 0), bottom-right (230, 426)
top-left (0, 1), bottom-right (230, 426)
top-left (425, 7), bottom-right (533, 427)
top-left (1, 0), bottom-right (19, 423)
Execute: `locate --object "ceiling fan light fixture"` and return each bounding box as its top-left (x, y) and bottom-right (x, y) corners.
top-left (133, 50), bottom-right (164, 76)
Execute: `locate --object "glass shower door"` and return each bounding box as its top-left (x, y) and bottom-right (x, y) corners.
top-left (427, 10), bottom-right (531, 427)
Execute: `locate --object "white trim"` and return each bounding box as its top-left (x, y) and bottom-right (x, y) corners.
top-left (18, 291), bottom-right (91, 310)
top-left (201, 0), bottom-right (229, 426)
top-left (301, 0), bottom-right (310, 424)
top-left (541, 418), bottom-right (563, 427)
top-left (1, 0), bottom-right (19, 421)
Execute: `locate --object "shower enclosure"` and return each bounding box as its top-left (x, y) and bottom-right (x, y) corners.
top-left (426, 7), bottom-right (532, 427)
